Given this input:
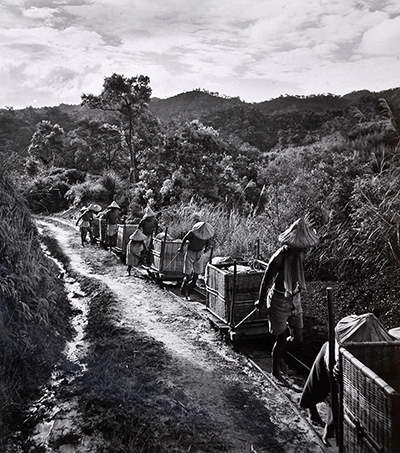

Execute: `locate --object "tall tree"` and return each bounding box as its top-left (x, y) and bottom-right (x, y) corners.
top-left (81, 73), bottom-right (152, 184)
top-left (27, 120), bottom-right (65, 168)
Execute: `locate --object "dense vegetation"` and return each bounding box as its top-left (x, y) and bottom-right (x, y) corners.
top-left (2, 77), bottom-right (399, 283)
top-left (0, 161), bottom-right (72, 446)
top-left (1, 73), bottom-right (400, 447)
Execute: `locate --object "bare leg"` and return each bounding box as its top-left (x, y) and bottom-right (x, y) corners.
top-left (186, 272), bottom-right (198, 296)
top-left (272, 332), bottom-right (287, 378)
top-left (309, 404), bottom-right (324, 426)
top-left (181, 276), bottom-right (189, 296)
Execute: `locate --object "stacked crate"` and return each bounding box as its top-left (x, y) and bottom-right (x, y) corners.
top-left (340, 342), bottom-right (400, 453)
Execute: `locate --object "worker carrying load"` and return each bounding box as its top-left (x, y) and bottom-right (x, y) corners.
top-left (76, 205), bottom-right (99, 246)
top-left (138, 206), bottom-right (158, 266)
top-left (126, 228), bottom-right (147, 276)
top-left (254, 217), bottom-right (319, 380)
top-left (300, 313), bottom-right (393, 443)
top-left (104, 201), bottom-right (121, 250)
top-left (179, 221), bottom-right (214, 300)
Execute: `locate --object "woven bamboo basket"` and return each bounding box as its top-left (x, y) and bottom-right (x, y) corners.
top-left (205, 262), bottom-right (268, 328)
top-left (340, 342), bottom-right (400, 453)
top-left (149, 237), bottom-right (184, 280)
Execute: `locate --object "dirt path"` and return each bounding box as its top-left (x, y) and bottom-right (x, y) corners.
top-left (36, 217), bottom-right (323, 453)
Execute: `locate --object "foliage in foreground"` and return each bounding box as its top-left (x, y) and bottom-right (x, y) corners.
top-left (0, 160), bottom-right (72, 444)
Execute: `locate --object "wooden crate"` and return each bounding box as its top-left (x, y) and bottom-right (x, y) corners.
top-left (92, 217), bottom-right (100, 238)
top-left (340, 342), bottom-right (400, 453)
top-left (205, 262), bottom-right (268, 330)
top-left (116, 224), bottom-right (138, 254)
top-left (149, 237), bottom-right (184, 280)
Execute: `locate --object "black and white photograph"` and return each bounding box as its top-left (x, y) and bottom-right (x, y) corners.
top-left (1, 1), bottom-right (400, 452)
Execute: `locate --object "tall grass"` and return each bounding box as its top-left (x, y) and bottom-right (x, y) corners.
top-left (0, 160), bottom-right (72, 445)
top-left (160, 200), bottom-right (281, 261)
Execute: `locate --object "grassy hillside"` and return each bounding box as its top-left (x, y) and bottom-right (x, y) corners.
top-left (0, 161), bottom-right (72, 446)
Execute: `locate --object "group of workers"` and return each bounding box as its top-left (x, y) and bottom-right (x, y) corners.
top-left (76, 208), bottom-right (393, 444)
top-left (75, 201), bottom-right (121, 249)
top-left (76, 203), bottom-right (215, 302)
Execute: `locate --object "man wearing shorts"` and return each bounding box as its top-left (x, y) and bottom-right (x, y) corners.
top-left (255, 218), bottom-right (319, 380)
top-left (178, 221), bottom-right (214, 299)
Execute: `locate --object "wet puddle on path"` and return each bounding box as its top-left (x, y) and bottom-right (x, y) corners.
top-left (22, 227), bottom-right (91, 451)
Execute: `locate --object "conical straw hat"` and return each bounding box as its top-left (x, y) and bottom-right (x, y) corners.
top-left (192, 221), bottom-right (214, 240)
top-left (278, 218), bottom-right (319, 249)
top-left (143, 206), bottom-right (156, 218)
top-left (88, 203), bottom-right (102, 213)
top-left (129, 229), bottom-right (147, 241)
top-left (335, 313), bottom-right (393, 344)
top-left (108, 201), bottom-right (120, 209)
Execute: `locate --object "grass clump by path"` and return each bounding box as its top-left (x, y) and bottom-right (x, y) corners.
top-left (0, 165), bottom-right (72, 448)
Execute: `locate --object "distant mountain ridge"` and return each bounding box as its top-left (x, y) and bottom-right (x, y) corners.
top-left (149, 87), bottom-right (400, 121)
top-left (148, 87), bottom-right (400, 151)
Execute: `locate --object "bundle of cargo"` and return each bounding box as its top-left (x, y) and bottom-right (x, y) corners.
top-left (146, 232), bottom-right (185, 282)
top-left (115, 224), bottom-right (138, 256)
top-left (205, 260), bottom-right (269, 340)
top-left (340, 341), bottom-right (400, 453)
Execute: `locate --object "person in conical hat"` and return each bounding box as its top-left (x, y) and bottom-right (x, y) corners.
top-left (278, 218), bottom-right (319, 249)
top-left (300, 313), bottom-right (392, 441)
top-left (178, 221), bottom-right (214, 299)
top-left (191, 221), bottom-right (215, 240)
top-left (76, 206), bottom-right (94, 246)
top-left (138, 206), bottom-right (158, 266)
top-left (254, 217), bottom-right (319, 380)
top-left (104, 201), bottom-right (121, 250)
top-left (107, 201), bottom-right (120, 209)
top-left (88, 203), bottom-right (102, 213)
top-left (126, 229), bottom-right (147, 275)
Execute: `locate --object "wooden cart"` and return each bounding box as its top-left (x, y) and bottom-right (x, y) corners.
top-left (92, 218), bottom-right (107, 245)
top-left (113, 224), bottom-right (139, 259)
top-left (205, 260), bottom-right (269, 341)
top-left (144, 235), bottom-right (185, 283)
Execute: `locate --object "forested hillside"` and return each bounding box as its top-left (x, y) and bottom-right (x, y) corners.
top-left (1, 75), bottom-right (400, 447)
top-left (1, 78), bottom-right (400, 288)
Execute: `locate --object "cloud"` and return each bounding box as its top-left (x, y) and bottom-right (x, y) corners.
top-left (358, 15), bottom-right (400, 55)
top-left (0, 0), bottom-right (399, 108)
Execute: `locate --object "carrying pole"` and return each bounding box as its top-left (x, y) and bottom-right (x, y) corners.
top-left (327, 287), bottom-right (339, 446)
top-left (234, 307), bottom-right (258, 329)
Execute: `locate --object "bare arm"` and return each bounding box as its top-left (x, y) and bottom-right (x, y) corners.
top-left (257, 249), bottom-right (284, 305)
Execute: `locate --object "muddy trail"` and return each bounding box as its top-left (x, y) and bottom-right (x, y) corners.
top-left (11, 216), bottom-right (328, 453)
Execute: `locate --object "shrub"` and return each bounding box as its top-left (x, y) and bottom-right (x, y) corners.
top-left (0, 163), bottom-right (72, 443)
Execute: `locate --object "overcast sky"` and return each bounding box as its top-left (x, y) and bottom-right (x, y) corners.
top-left (1, 0), bottom-right (399, 109)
